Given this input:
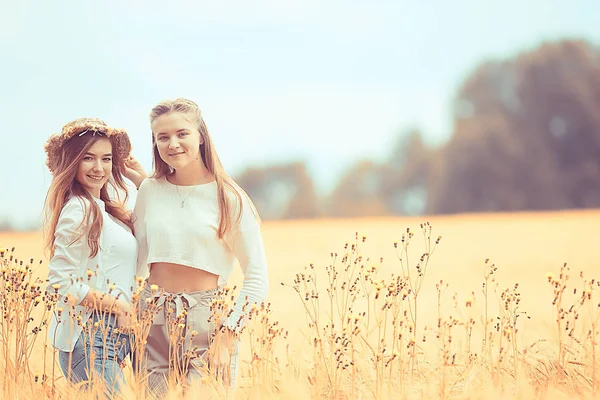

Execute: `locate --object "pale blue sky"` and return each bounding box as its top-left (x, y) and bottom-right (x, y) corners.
top-left (1, 0), bottom-right (598, 227)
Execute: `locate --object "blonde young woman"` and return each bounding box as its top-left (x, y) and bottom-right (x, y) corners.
top-left (124, 98), bottom-right (269, 396)
top-left (43, 118), bottom-right (138, 394)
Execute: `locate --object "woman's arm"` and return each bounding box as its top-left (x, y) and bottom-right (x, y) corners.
top-left (46, 198), bottom-right (94, 304)
top-left (207, 192), bottom-right (269, 382)
top-left (47, 198), bottom-right (133, 322)
top-left (132, 178), bottom-right (150, 279)
top-left (222, 195), bottom-right (269, 332)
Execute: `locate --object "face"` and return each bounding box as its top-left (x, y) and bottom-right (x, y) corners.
top-left (75, 137), bottom-right (112, 198)
top-left (152, 112), bottom-right (203, 170)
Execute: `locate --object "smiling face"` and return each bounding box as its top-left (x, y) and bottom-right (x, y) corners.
top-left (152, 112), bottom-right (203, 171)
top-left (74, 137), bottom-right (112, 198)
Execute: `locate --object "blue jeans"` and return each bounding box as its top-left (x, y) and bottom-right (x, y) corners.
top-left (58, 312), bottom-right (132, 395)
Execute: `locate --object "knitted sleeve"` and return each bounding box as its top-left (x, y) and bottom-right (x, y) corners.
top-left (222, 191), bottom-right (269, 331)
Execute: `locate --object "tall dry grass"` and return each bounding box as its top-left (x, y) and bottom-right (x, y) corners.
top-left (0, 214), bottom-right (599, 399)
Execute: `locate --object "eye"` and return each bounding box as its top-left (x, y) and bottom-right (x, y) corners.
top-left (83, 156), bottom-right (93, 161)
top-left (178, 132), bottom-right (188, 138)
top-left (103, 157), bottom-right (112, 162)
top-left (157, 136), bottom-right (168, 142)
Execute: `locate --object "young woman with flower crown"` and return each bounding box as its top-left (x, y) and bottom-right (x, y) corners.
top-left (43, 118), bottom-right (138, 394)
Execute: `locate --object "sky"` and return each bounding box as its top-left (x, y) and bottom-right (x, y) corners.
top-left (1, 0), bottom-right (598, 228)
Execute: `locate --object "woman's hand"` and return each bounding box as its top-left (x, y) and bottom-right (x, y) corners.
top-left (205, 327), bottom-right (238, 385)
top-left (123, 156), bottom-right (148, 189)
top-left (115, 297), bottom-right (137, 332)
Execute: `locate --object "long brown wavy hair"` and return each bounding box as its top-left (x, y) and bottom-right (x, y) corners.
top-left (149, 98), bottom-right (259, 238)
top-left (43, 133), bottom-right (133, 258)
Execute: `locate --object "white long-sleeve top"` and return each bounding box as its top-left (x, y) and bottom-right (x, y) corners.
top-left (46, 196), bottom-right (138, 352)
top-left (132, 177), bottom-right (269, 330)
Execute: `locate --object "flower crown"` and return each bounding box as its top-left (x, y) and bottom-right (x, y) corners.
top-left (44, 117), bottom-right (132, 174)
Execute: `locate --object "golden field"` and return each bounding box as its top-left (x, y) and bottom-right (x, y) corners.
top-left (1, 210), bottom-right (599, 399)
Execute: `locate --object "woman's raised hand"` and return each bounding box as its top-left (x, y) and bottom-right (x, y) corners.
top-left (123, 156), bottom-right (148, 189)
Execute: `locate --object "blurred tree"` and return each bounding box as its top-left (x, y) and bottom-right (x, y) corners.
top-left (428, 39), bottom-right (600, 214)
top-left (326, 129), bottom-right (434, 217)
top-left (238, 39), bottom-right (600, 220)
top-left (326, 160), bottom-right (389, 217)
top-left (0, 217), bottom-right (16, 232)
top-left (380, 129), bottom-right (431, 215)
top-left (235, 161), bottom-right (321, 219)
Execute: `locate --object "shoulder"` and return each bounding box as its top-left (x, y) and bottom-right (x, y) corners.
top-left (62, 196), bottom-right (91, 216)
top-left (224, 181), bottom-right (261, 228)
top-left (137, 177), bottom-right (164, 199)
top-left (138, 177), bottom-right (161, 192)
top-left (57, 196), bottom-right (91, 230)
top-left (224, 183), bottom-right (253, 211)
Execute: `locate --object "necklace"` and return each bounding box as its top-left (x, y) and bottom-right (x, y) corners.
top-left (175, 185), bottom-right (197, 208)
top-left (173, 169), bottom-right (210, 208)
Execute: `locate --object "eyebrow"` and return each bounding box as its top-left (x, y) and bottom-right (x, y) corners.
top-left (156, 129), bottom-right (189, 136)
top-left (84, 152), bottom-right (113, 157)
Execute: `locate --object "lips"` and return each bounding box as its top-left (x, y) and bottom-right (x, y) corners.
top-left (87, 175), bottom-right (105, 181)
top-left (169, 152), bottom-right (185, 156)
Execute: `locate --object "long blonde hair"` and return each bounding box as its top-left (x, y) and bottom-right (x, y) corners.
top-left (149, 98), bottom-right (259, 238)
top-left (43, 134), bottom-right (133, 258)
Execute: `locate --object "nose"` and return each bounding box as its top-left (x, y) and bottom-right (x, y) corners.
top-left (92, 159), bottom-right (103, 172)
top-left (168, 137), bottom-right (180, 150)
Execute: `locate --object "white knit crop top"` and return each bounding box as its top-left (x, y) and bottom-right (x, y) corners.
top-left (132, 176), bottom-right (269, 330)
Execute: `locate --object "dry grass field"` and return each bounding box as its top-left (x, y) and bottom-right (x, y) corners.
top-left (1, 210), bottom-right (599, 399)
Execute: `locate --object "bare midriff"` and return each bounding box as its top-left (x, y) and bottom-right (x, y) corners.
top-left (147, 262), bottom-right (219, 293)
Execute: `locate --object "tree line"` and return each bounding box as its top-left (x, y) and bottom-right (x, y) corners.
top-left (235, 39), bottom-right (600, 219)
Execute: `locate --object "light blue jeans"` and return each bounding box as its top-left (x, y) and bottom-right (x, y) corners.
top-left (58, 312), bottom-right (132, 395)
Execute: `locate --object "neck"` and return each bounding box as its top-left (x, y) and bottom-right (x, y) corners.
top-left (172, 158), bottom-right (210, 185)
top-left (88, 188), bottom-right (101, 199)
